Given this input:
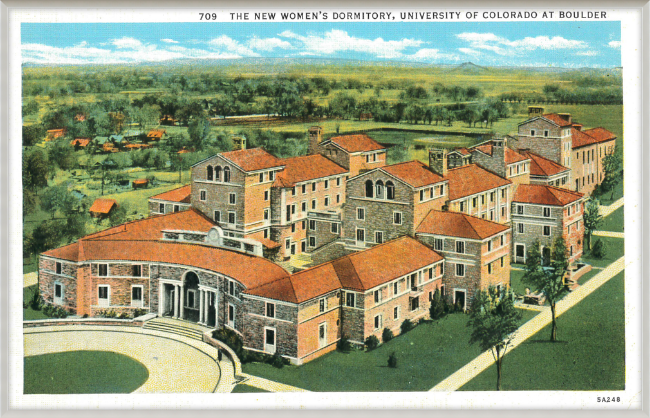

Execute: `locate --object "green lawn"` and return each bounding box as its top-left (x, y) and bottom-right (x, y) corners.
top-left (23, 284), bottom-right (48, 320)
top-left (24, 350), bottom-right (149, 394)
top-left (598, 206), bottom-right (624, 233)
top-left (595, 180), bottom-right (624, 206)
top-left (460, 270), bottom-right (625, 391)
top-left (581, 236), bottom-right (625, 268)
top-left (242, 310), bottom-right (536, 392)
top-left (231, 384), bottom-right (270, 393)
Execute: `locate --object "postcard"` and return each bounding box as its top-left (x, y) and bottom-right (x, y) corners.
top-left (7, 4), bottom-right (643, 411)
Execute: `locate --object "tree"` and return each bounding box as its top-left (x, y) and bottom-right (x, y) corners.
top-left (63, 212), bottom-right (88, 243)
top-left (602, 152), bottom-right (623, 200)
top-left (187, 117), bottom-right (211, 150)
top-left (583, 200), bottom-right (602, 250)
top-left (23, 189), bottom-right (38, 219)
top-left (523, 238), bottom-right (569, 342)
top-left (23, 149), bottom-right (49, 193)
top-left (40, 185), bottom-right (76, 219)
top-left (109, 203), bottom-right (128, 227)
top-left (29, 219), bottom-right (65, 254)
top-left (429, 288), bottom-right (447, 320)
top-left (48, 140), bottom-right (77, 171)
top-left (467, 286), bottom-right (522, 391)
top-left (22, 124), bottom-right (45, 147)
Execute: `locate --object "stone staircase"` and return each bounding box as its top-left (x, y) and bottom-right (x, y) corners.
top-left (142, 317), bottom-right (212, 341)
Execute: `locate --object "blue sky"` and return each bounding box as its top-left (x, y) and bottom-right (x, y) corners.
top-left (21, 21), bottom-right (621, 67)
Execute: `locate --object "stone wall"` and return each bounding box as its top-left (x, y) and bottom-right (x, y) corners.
top-left (242, 296), bottom-right (299, 358)
top-left (38, 257), bottom-right (78, 312)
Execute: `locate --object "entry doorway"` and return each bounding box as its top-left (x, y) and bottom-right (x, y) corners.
top-left (454, 290), bottom-right (466, 311)
top-left (183, 272), bottom-right (200, 322)
top-left (265, 328), bottom-right (276, 354)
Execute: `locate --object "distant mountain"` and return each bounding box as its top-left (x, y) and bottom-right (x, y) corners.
top-left (450, 62), bottom-right (489, 73)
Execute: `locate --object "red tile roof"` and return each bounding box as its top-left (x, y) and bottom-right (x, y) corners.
top-left (445, 164), bottom-right (511, 201)
top-left (542, 113), bottom-right (573, 127)
top-left (274, 154), bottom-right (347, 187)
top-left (416, 210), bottom-right (509, 240)
top-left (513, 184), bottom-right (584, 206)
top-left (381, 160), bottom-right (446, 188)
top-left (70, 138), bottom-right (90, 147)
top-left (150, 185), bottom-right (191, 203)
top-left (328, 134), bottom-right (386, 153)
top-left (44, 240), bottom-right (289, 290)
top-left (519, 151), bottom-right (570, 177)
top-left (89, 198), bottom-right (117, 215)
top-left (571, 127), bottom-right (597, 149)
top-left (247, 236), bottom-right (443, 302)
top-left (582, 127), bottom-right (617, 143)
top-left (147, 129), bottom-right (165, 139)
top-left (471, 143), bottom-right (529, 164)
top-left (132, 179), bottom-right (148, 185)
top-left (220, 148), bottom-right (284, 172)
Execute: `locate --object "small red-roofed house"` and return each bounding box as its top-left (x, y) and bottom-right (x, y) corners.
top-left (512, 184), bottom-right (585, 265)
top-left (416, 210), bottom-right (511, 307)
top-left (89, 198), bottom-right (117, 218)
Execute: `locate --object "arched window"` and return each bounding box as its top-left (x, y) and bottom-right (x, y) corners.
top-left (375, 180), bottom-right (384, 199)
top-left (365, 180), bottom-right (374, 198)
top-left (214, 166), bottom-right (222, 181)
top-left (386, 181), bottom-right (395, 200)
top-left (206, 166), bottom-right (213, 181)
top-left (223, 166), bottom-right (231, 183)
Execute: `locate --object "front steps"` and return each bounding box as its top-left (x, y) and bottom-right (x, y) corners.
top-left (142, 317), bottom-right (212, 341)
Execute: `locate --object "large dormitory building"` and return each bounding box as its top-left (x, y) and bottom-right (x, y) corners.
top-left (37, 107), bottom-right (615, 364)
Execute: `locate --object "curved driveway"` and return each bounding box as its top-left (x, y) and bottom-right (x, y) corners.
top-left (24, 325), bottom-right (230, 393)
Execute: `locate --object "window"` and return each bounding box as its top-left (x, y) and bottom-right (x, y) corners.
top-left (434, 238), bottom-right (443, 251)
top-left (285, 239), bottom-right (291, 250)
top-left (228, 280), bottom-right (235, 296)
top-left (324, 196), bottom-right (330, 207)
top-left (393, 282), bottom-right (398, 295)
top-left (420, 189), bottom-right (425, 201)
top-left (132, 265), bottom-right (142, 277)
top-left (214, 211), bottom-right (221, 222)
top-left (544, 130), bottom-right (549, 137)
top-left (410, 297), bottom-right (419, 312)
top-left (324, 180), bottom-right (329, 189)
top-left (229, 193), bottom-right (236, 205)
top-left (200, 190), bottom-right (207, 201)
top-left (500, 235), bottom-right (505, 246)
top-left (264, 229), bottom-right (268, 239)
top-left (481, 195), bottom-right (485, 205)
top-left (265, 328), bottom-right (275, 347)
top-left (302, 184), bottom-right (306, 194)
top-left (428, 267), bottom-right (433, 280)
top-left (311, 199), bottom-right (317, 210)
top-left (393, 306), bottom-right (399, 320)
top-left (517, 223), bottom-right (524, 233)
top-left (98, 264), bottom-right (108, 277)
top-left (487, 241), bottom-right (492, 252)
top-left (259, 173), bottom-right (264, 183)
top-left (472, 197), bottom-right (477, 208)
top-left (318, 323), bottom-right (327, 347)
top-left (374, 315), bottom-right (382, 330)
top-left (228, 304), bottom-right (235, 327)
top-left (374, 289), bottom-right (382, 304)
top-left (386, 181), bottom-right (395, 200)
top-left (375, 231), bottom-right (383, 244)
top-left (356, 229), bottom-right (365, 242)
top-left (365, 180), bottom-right (374, 198)
top-left (516, 244), bottom-right (525, 258)
top-left (543, 207), bottom-right (551, 217)
top-left (357, 207), bottom-right (365, 220)
top-left (309, 237), bottom-right (316, 247)
top-left (459, 201), bottom-right (465, 212)
top-left (269, 171), bottom-right (275, 181)
top-left (319, 298), bottom-right (327, 313)
top-left (266, 303), bottom-right (275, 318)
top-left (393, 212), bottom-right (402, 225)
top-left (488, 263), bottom-right (493, 274)
top-left (207, 166), bottom-right (213, 181)
top-left (530, 129), bottom-right (535, 136)
top-left (376, 181), bottom-right (384, 199)
top-left (501, 189), bottom-right (506, 199)
top-left (264, 209), bottom-right (269, 220)
top-left (456, 264), bottom-right (465, 277)
top-left (336, 194), bottom-right (341, 204)
top-left (291, 223), bottom-right (296, 233)
top-left (543, 226), bottom-right (551, 236)
top-left (264, 190), bottom-right (269, 201)
top-left (129, 286), bottom-right (143, 308)
top-left (54, 282), bottom-right (63, 304)
top-left (331, 223), bottom-right (339, 234)
top-left (346, 292), bottom-right (355, 307)
top-left (501, 257), bottom-right (505, 268)
top-left (223, 166), bottom-right (231, 183)
top-left (309, 220), bottom-right (316, 230)
top-left (159, 203), bottom-right (165, 214)
top-left (98, 285), bottom-right (110, 306)
top-left (174, 205), bottom-right (180, 213)
top-left (312, 182), bottom-right (316, 192)
top-left (214, 166), bottom-right (222, 181)
top-left (228, 212), bottom-right (236, 224)
top-left (55, 262), bottom-right (62, 275)
top-left (517, 205), bottom-right (523, 214)
top-left (337, 177), bottom-right (341, 187)
top-left (456, 241), bottom-right (465, 254)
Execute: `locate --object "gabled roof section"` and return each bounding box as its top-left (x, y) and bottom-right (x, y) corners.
top-left (150, 185), bottom-right (191, 203)
top-left (327, 134), bottom-right (386, 153)
top-left (445, 164), bottom-right (511, 201)
top-left (416, 210), bottom-right (509, 240)
top-left (381, 160), bottom-right (446, 188)
top-left (519, 151), bottom-right (570, 177)
top-left (448, 148), bottom-right (471, 156)
top-left (219, 148), bottom-right (284, 172)
top-left (582, 127), bottom-right (617, 143)
top-left (471, 142), bottom-right (529, 165)
top-left (541, 113), bottom-right (573, 127)
top-left (89, 198), bottom-right (117, 214)
top-left (273, 154), bottom-right (347, 187)
top-left (513, 184), bottom-right (584, 206)
top-left (571, 127), bottom-right (597, 149)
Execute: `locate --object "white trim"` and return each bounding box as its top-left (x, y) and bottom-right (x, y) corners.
top-left (347, 196), bottom-right (410, 206)
top-left (242, 293), bottom-right (298, 307)
top-left (452, 288), bottom-right (468, 311)
top-left (392, 211), bottom-right (403, 225)
top-left (97, 284), bottom-right (110, 307)
top-left (263, 326), bottom-right (277, 354)
top-left (130, 284), bottom-right (144, 308)
top-left (193, 179), bottom-right (244, 188)
top-left (318, 322), bottom-right (328, 348)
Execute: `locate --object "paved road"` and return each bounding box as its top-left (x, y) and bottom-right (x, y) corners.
top-left (430, 255), bottom-right (625, 392)
top-left (599, 197), bottom-right (624, 217)
top-left (24, 325), bottom-right (233, 393)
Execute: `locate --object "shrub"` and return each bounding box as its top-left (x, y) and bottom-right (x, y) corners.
top-left (104, 310), bottom-right (117, 318)
top-left (429, 289), bottom-right (446, 320)
top-left (118, 312), bottom-right (129, 319)
top-left (400, 319), bottom-right (414, 334)
top-left (270, 352), bottom-right (286, 369)
top-left (82, 313), bottom-right (89, 318)
top-left (365, 335), bottom-right (380, 351)
top-left (42, 304), bottom-right (68, 318)
top-left (382, 327), bottom-right (393, 343)
top-left (387, 352), bottom-right (398, 368)
top-left (29, 290), bottom-right (43, 311)
top-left (337, 334), bottom-right (352, 352)
top-left (133, 308), bottom-right (146, 318)
top-left (212, 327), bottom-right (244, 360)
top-left (592, 238), bottom-right (605, 259)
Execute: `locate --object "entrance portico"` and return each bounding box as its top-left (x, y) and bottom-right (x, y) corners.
top-left (158, 275), bottom-right (218, 328)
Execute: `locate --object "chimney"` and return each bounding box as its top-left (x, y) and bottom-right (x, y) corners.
top-left (490, 138), bottom-right (507, 177)
top-left (429, 148), bottom-right (448, 177)
top-left (558, 113), bottom-right (572, 124)
top-left (572, 123), bottom-right (582, 131)
top-left (307, 126), bottom-right (323, 155)
top-left (528, 106), bottom-right (544, 117)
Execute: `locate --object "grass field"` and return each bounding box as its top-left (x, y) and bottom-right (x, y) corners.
top-left (460, 270), bottom-right (625, 391)
top-left (582, 236), bottom-right (625, 268)
top-left (599, 206), bottom-right (624, 233)
top-left (24, 350), bottom-right (149, 394)
top-left (242, 310), bottom-right (536, 392)
top-left (23, 285), bottom-right (48, 320)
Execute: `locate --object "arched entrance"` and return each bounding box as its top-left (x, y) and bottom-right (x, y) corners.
top-left (183, 272), bottom-right (200, 322)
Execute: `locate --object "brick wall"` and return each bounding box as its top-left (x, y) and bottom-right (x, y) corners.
top-left (349, 151), bottom-right (387, 178)
top-left (38, 257), bottom-right (78, 312)
top-left (296, 290), bottom-right (341, 360)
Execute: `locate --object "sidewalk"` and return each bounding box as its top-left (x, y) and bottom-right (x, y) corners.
top-left (599, 197), bottom-right (624, 217)
top-left (430, 255), bottom-right (625, 392)
top-left (24, 272), bottom-right (37, 288)
top-left (593, 230), bottom-right (624, 239)
top-left (239, 373), bottom-right (309, 392)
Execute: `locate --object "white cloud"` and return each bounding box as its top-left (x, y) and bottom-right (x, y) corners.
top-left (459, 48), bottom-right (481, 56)
top-left (406, 48), bottom-right (459, 62)
top-left (247, 37), bottom-right (292, 51)
top-left (576, 50), bottom-right (598, 56)
top-left (456, 32), bottom-right (588, 57)
top-left (279, 29), bottom-right (423, 58)
top-left (161, 38), bottom-right (179, 44)
top-left (208, 35), bottom-right (259, 57)
top-left (111, 37), bottom-right (143, 49)
top-left (508, 36), bottom-right (587, 50)
top-left (608, 40), bottom-right (621, 48)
